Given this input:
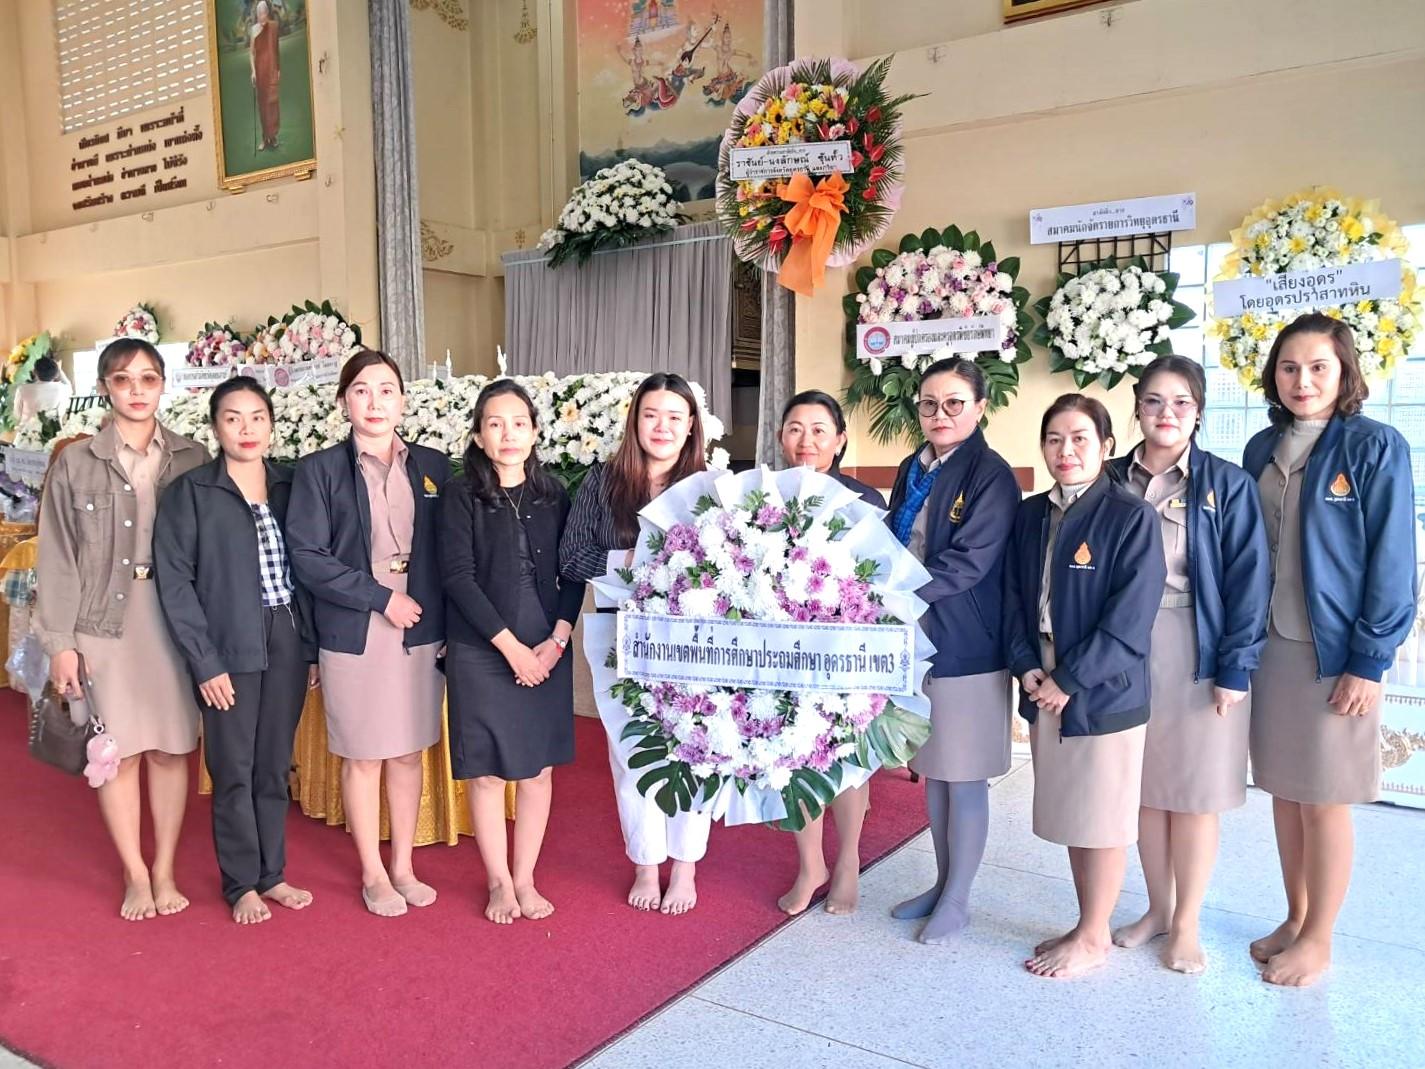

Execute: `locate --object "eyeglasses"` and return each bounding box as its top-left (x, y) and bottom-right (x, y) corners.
top-left (917, 398), bottom-right (968, 418)
top-left (1139, 398), bottom-right (1198, 418)
top-left (106, 372), bottom-right (165, 392)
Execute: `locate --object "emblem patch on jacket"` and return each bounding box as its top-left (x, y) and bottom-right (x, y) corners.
top-left (1329, 472), bottom-right (1351, 497)
top-left (423, 475), bottom-right (438, 495)
top-left (948, 491), bottom-right (965, 524)
top-left (1070, 541), bottom-right (1094, 570)
top-left (1204, 489), bottom-right (1217, 512)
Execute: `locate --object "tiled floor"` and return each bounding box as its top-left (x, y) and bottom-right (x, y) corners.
top-left (583, 760), bottom-right (1425, 1069)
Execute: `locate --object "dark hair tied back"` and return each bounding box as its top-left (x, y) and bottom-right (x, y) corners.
top-left (209, 375), bottom-right (275, 424)
top-left (780, 389), bottom-right (848, 468)
top-left (1040, 393), bottom-right (1114, 446)
top-left (919, 356), bottom-right (986, 401)
top-left (1133, 354), bottom-right (1206, 436)
top-left (462, 378), bottom-right (561, 507)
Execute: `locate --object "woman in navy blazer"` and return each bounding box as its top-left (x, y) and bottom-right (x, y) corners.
top-left (1004, 394), bottom-right (1165, 979)
top-left (1241, 313), bottom-right (1416, 987)
top-left (883, 358), bottom-right (1022, 944)
top-left (287, 351), bottom-right (451, 917)
top-left (1105, 355), bottom-right (1270, 975)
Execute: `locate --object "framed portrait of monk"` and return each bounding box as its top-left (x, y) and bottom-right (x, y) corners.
top-left (207, 0), bottom-right (317, 190)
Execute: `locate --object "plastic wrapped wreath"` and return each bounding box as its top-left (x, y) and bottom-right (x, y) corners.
top-left (1033, 259), bottom-right (1195, 390)
top-left (843, 224), bottom-right (1032, 444)
top-left (1213, 187), bottom-right (1421, 390)
top-left (114, 303), bottom-right (159, 344)
top-left (716, 56), bottom-right (916, 296)
top-left (584, 467), bottom-right (935, 830)
top-left (537, 158), bottom-right (683, 268)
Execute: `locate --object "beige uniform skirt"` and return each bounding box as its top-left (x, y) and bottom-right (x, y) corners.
top-left (910, 670), bottom-right (1012, 782)
top-left (1029, 638), bottom-right (1146, 849)
top-left (77, 580), bottom-right (199, 760)
top-left (1249, 625), bottom-right (1381, 805)
top-left (319, 562), bottom-right (443, 761)
top-left (1140, 604), bottom-right (1250, 813)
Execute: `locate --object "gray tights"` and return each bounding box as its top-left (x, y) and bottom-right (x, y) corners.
top-left (891, 777), bottom-right (990, 942)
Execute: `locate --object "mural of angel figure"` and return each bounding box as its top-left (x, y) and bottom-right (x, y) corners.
top-left (618, 17), bottom-right (718, 116)
top-left (702, 18), bottom-right (755, 106)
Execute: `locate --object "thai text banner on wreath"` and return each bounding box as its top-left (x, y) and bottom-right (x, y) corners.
top-left (856, 315), bottom-right (1005, 360)
top-left (1212, 259), bottom-right (1403, 318)
top-left (616, 611), bottom-right (918, 696)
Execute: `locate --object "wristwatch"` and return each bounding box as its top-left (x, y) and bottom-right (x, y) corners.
top-left (552, 635), bottom-right (569, 651)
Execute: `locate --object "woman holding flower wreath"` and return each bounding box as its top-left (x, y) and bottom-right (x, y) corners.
top-left (1105, 355), bottom-right (1270, 975)
top-left (1004, 394), bottom-right (1166, 978)
top-left (1241, 312), bottom-right (1415, 987)
top-left (882, 357), bottom-right (1021, 943)
top-left (441, 379), bottom-right (584, 925)
top-left (774, 389), bottom-right (885, 916)
top-left (560, 372), bottom-right (712, 915)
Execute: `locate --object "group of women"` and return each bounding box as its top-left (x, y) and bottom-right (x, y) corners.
top-left (34, 310), bottom-right (1414, 990)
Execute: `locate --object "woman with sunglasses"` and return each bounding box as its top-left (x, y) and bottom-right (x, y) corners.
top-left (886, 356), bottom-right (1022, 943)
top-left (36, 338), bottom-right (209, 921)
top-left (1106, 355), bottom-right (1270, 974)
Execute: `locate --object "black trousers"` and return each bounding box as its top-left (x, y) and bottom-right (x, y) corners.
top-left (199, 604), bottom-right (309, 906)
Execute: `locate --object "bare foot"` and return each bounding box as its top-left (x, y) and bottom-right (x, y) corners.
top-left (151, 875), bottom-right (190, 916)
top-left (1026, 930), bottom-right (1110, 979)
top-left (362, 879), bottom-right (408, 917)
top-left (1034, 929), bottom-right (1075, 956)
top-left (120, 875), bottom-right (157, 922)
top-left (514, 884), bottom-right (554, 921)
top-left (776, 860), bottom-right (828, 915)
top-left (1263, 935), bottom-right (1331, 987)
top-left (891, 884), bottom-right (943, 921)
top-left (485, 882), bottom-right (522, 925)
top-left (262, 882), bottom-right (313, 910)
top-left (825, 860), bottom-right (859, 916)
top-left (627, 865), bottom-right (662, 911)
top-left (1112, 909), bottom-right (1171, 949)
top-left (231, 890), bottom-right (271, 925)
top-left (1162, 930), bottom-right (1207, 975)
top-left (391, 876), bottom-right (437, 908)
top-left (1250, 919), bottom-right (1302, 964)
top-left (661, 860), bottom-right (697, 915)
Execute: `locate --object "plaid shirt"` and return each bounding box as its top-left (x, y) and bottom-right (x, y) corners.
top-left (251, 503), bottom-right (293, 608)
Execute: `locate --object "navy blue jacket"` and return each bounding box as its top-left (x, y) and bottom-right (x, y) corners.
top-left (1003, 476), bottom-right (1166, 736)
top-left (1242, 413), bottom-right (1416, 681)
top-left (287, 437), bottom-right (450, 655)
top-left (1107, 441), bottom-right (1270, 691)
top-left (888, 429), bottom-right (1022, 677)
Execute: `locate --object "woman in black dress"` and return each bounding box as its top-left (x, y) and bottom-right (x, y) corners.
top-left (441, 379), bottom-right (584, 925)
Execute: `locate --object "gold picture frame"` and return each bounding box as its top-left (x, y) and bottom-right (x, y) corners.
top-left (206, 0), bottom-right (317, 191)
top-left (1003, 0), bottom-right (1107, 22)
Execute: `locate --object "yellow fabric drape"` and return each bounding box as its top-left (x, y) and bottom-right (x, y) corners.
top-left (199, 691), bottom-right (515, 845)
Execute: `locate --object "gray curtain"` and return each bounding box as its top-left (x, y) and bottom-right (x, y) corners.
top-left (755, 0), bottom-right (796, 467)
top-left (501, 221), bottom-right (733, 420)
top-left (369, 0), bottom-right (426, 379)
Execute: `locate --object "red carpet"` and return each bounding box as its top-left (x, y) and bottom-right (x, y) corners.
top-left (0, 691), bottom-right (927, 1068)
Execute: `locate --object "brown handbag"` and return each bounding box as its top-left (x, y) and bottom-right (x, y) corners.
top-left (27, 654), bottom-right (102, 776)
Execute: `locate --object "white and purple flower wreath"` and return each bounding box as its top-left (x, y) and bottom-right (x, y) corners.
top-left (584, 467), bottom-right (935, 830)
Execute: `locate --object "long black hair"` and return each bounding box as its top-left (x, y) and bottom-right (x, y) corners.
top-left (461, 379), bottom-right (561, 507)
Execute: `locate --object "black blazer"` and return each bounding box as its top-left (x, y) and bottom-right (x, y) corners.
top-left (154, 458), bottom-right (317, 680)
top-left (286, 437), bottom-right (449, 654)
top-left (439, 478), bottom-right (586, 646)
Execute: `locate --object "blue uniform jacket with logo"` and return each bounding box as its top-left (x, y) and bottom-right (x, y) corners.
top-left (1003, 476), bottom-right (1166, 736)
top-left (1107, 441), bottom-right (1271, 691)
top-left (886, 428), bottom-right (1022, 678)
top-left (1242, 413), bottom-right (1416, 681)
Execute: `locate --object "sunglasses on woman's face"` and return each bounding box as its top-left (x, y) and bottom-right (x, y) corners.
top-left (106, 371), bottom-right (164, 392)
top-left (917, 397), bottom-right (968, 418)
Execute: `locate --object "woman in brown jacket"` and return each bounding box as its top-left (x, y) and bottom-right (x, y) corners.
top-left (36, 339), bottom-right (208, 921)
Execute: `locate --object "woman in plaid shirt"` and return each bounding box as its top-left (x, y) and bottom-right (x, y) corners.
top-left (155, 378), bottom-right (319, 925)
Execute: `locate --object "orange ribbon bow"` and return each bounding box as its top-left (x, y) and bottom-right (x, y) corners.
top-left (773, 171), bottom-right (850, 296)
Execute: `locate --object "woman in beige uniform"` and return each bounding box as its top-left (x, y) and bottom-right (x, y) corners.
top-left (1107, 355), bottom-right (1270, 975)
top-left (36, 338), bottom-right (208, 921)
top-left (287, 351), bottom-right (451, 917)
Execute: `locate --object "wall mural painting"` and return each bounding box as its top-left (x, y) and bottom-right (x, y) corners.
top-left (207, 0), bottom-right (317, 190)
top-left (577, 0), bottom-right (763, 203)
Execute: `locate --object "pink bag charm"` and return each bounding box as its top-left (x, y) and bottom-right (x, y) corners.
top-left (83, 731), bottom-right (120, 788)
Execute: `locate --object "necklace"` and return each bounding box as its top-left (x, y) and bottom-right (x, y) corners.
top-left (500, 482), bottom-right (526, 516)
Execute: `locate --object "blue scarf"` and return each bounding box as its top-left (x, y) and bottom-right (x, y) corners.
top-left (891, 454), bottom-right (943, 546)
